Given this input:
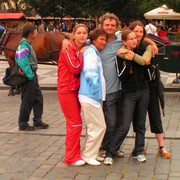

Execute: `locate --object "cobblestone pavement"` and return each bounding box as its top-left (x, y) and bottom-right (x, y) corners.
top-left (0, 55), bottom-right (180, 179)
top-left (0, 90), bottom-right (180, 180)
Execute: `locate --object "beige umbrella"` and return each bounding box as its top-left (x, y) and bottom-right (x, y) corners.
top-left (144, 4), bottom-right (180, 20)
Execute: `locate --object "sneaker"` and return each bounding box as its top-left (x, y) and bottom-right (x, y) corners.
top-left (159, 148), bottom-right (171, 159)
top-left (85, 159), bottom-right (101, 166)
top-left (132, 154), bottom-right (146, 162)
top-left (71, 160), bottom-right (85, 166)
top-left (96, 155), bottom-right (104, 162)
top-left (33, 122), bottom-right (49, 129)
top-left (104, 157), bottom-right (114, 165)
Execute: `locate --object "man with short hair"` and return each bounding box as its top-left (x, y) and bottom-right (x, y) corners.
top-left (98, 13), bottom-right (125, 162)
top-left (15, 24), bottom-right (49, 131)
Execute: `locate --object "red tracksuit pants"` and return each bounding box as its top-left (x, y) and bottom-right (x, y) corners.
top-left (58, 92), bottom-right (82, 164)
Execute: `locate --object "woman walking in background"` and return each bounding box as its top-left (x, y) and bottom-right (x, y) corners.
top-left (57, 24), bottom-right (88, 166)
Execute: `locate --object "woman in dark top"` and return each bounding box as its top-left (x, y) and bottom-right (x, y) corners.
top-left (129, 21), bottom-right (171, 159)
top-left (104, 26), bottom-right (152, 165)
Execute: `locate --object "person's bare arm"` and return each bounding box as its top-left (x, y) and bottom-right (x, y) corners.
top-left (62, 39), bottom-right (71, 51)
top-left (61, 32), bottom-right (74, 51)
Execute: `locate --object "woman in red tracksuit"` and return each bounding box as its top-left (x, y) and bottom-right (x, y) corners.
top-left (57, 24), bottom-right (88, 166)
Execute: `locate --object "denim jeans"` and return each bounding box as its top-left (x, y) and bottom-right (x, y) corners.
top-left (106, 88), bottom-right (149, 158)
top-left (100, 90), bottom-right (122, 152)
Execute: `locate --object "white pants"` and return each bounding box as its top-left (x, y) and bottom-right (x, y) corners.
top-left (81, 103), bottom-right (106, 161)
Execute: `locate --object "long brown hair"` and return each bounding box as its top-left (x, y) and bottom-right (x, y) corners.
top-left (129, 20), bottom-right (146, 41)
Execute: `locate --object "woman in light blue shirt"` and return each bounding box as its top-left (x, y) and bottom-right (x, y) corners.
top-left (78, 28), bottom-right (108, 166)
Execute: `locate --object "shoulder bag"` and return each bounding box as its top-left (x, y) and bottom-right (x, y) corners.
top-left (2, 63), bottom-right (28, 86)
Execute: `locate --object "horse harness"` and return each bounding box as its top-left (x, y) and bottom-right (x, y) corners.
top-left (0, 30), bottom-right (17, 51)
top-left (0, 30), bottom-right (66, 64)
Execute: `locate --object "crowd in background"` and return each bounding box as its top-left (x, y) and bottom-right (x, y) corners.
top-left (35, 19), bottom-right (96, 33)
top-left (0, 18), bottom-right (180, 38)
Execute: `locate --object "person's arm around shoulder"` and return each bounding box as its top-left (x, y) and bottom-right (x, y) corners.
top-left (133, 45), bottom-right (152, 65)
top-left (117, 45), bottom-right (129, 57)
top-left (144, 37), bottom-right (158, 55)
top-left (117, 45), bottom-right (145, 65)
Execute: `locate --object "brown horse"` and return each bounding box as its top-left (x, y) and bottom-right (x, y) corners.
top-left (0, 29), bottom-right (66, 95)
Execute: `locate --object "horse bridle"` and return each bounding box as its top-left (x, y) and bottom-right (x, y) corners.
top-left (0, 30), bottom-right (17, 51)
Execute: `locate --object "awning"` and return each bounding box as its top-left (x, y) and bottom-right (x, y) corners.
top-left (0, 13), bottom-right (26, 20)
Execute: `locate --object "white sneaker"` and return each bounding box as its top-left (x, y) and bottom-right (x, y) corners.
top-left (71, 160), bottom-right (85, 166)
top-left (96, 155), bottom-right (104, 162)
top-left (85, 159), bottom-right (101, 166)
top-left (132, 154), bottom-right (146, 162)
top-left (104, 157), bottom-right (114, 165)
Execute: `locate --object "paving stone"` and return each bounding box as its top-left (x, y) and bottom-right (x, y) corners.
top-left (74, 174), bottom-right (90, 180)
top-left (0, 89), bottom-right (179, 179)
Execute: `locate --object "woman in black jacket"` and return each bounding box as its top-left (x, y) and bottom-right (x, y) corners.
top-left (129, 21), bottom-right (171, 159)
top-left (104, 25), bottom-right (152, 165)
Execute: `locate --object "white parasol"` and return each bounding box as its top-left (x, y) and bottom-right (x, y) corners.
top-left (144, 4), bottom-right (180, 20)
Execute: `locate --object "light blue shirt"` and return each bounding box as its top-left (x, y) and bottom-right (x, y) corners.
top-left (79, 44), bottom-right (105, 103)
top-left (100, 34), bottom-right (122, 94)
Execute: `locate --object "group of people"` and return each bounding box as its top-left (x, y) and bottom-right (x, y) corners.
top-left (14, 12), bottom-right (171, 167)
top-left (145, 20), bottom-right (180, 38)
top-left (57, 12), bottom-right (171, 166)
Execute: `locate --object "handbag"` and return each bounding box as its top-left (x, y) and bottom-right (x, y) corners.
top-left (145, 56), bottom-right (165, 116)
top-left (2, 63), bottom-right (28, 86)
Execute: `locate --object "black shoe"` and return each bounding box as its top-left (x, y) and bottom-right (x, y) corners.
top-left (19, 125), bottom-right (35, 131)
top-left (33, 122), bottom-right (49, 129)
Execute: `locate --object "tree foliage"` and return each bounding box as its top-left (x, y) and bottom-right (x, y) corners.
top-left (1, 0), bottom-right (180, 20)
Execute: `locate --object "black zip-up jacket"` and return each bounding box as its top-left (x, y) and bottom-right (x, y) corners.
top-left (116, 42), bottom-right (148, 93)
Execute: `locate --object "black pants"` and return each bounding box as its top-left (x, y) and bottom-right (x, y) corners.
top-left (100, 90), bottom-right (122, 152)
top-left (18, 74), bottom-right (43, 128)
top-left (148, 81), bottom-right (163, 133)
top-left (106, 88), bottom-right (149, 158)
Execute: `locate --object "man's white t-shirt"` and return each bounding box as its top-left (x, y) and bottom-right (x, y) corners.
top-left (145, 23), bottom-right (158, 36)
